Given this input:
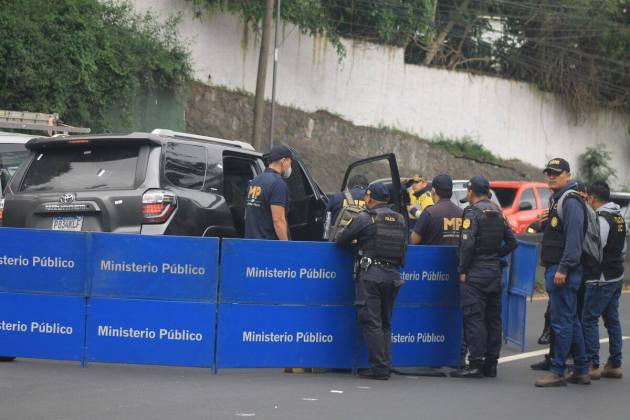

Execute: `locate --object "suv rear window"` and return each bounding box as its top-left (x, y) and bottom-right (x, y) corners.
top-left (493, 187), bottom-right (518, 208)
top-left (20, 145), bottom-right (140, 192)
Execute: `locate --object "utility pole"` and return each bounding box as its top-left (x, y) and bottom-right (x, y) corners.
top-left (269, 0), bottom-right (281, 149)
top-left (252, 0), bottom-right (274, 152)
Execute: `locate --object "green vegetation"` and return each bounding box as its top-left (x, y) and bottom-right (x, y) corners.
top-left (579, 146), bottom-right (618, 184)
top-left (431, 135), bottom-right (502, 164)
top-left (0, 0), bottom-right (192, 130)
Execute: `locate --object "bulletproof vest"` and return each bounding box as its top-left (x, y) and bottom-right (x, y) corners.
top-left (469, 205), bottom-right (504, 255)
top-left (361, 207), bottom-right (408, 265)
top-left (541, 200), bottom-right (566, 266)
top-left (599, 211), bottom-right (626, 280)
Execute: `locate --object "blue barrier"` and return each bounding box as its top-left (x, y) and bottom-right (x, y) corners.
top-left (0, 228), bottom-right (87, 295)
top-left (217, 239), bottom-right (462, 370)
top-left (0, 229), bottom-right (538, 370)
top-left (0, 292), bottom-right (85, 361)
top-left (85, 298), bottom-right (215, 367)
top-left (504, 240), bottom-right (539, 351)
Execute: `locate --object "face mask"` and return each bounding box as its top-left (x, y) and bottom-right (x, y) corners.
top-left (282, 162), bottom-right (292, 179)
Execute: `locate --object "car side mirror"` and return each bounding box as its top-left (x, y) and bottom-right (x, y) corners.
top-left (518, 202), bottom-right (533, 211)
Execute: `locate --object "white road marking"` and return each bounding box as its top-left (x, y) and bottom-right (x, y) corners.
top-left (330, 390), bottom-right (344, 394)
top-left (498, 336), bottom-right (630, 364)
top-left (301, 398), bottom-right (319, 401)
top-left (234, 413), bottom-right (256, 417)
top-left (356, 386), bottom-right (372, 389)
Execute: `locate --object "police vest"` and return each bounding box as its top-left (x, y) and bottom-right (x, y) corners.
top-left (468, 205), bottom-right (504, 255)
top-left (599, 211), bottom-right (626, 280)
top-left (541, 195), bottom-right (591, 267)
top-left (361, 207), bottom-right (408, 265)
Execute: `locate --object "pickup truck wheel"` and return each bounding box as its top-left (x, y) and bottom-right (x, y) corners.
top-left (0, 356), bottom-right (16, 362)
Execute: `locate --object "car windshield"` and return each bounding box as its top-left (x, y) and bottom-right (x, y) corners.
top-left (493, 187), bottom-right (518, 208)
top-left (0, 143), bottom-right (29, 193)
top-left (20, 145), bottom-right (140, 192)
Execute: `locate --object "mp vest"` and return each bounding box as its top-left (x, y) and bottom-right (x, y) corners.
top-left (469, 206), bottom-right (504, 255)
top-left (362, 207), bottom-right (408, 265)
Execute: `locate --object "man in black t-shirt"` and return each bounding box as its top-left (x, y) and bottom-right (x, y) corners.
top-left (244, 145), bottom-right (294, 240)
top-left (410, 174), bottom-right (463, 246)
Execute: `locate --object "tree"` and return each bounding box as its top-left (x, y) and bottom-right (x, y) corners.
top-left (579, 146), bottom-right (617, 185)
top-left (252, 0), bottom-right (274, 151)
top-left (0, 0), bottom-right (191, 131)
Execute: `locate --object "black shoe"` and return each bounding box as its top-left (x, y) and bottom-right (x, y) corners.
top-left (530, 357), bottom-right (551, 371)
top-left (483, 364), bottom-right (497, 378)
top-left (358, 369), bottom-right (390, 380)
top-left (537, 328), bottom-right (551, 345)
top-left (450, 367), bottom-right (484, 378)
top-left (0, 356), bottom-right (16, 362)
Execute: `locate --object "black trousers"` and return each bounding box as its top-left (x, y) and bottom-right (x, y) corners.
top-left (461, 283), bottom-right (502, 368)
top-left (355, 265), bottom-right (401, 374)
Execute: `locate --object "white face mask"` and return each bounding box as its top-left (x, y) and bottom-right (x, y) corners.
top-left (282, 161), bottom-right (292, 179)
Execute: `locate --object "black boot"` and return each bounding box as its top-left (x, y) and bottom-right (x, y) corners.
top-left (530, 355), bottom-right (552, 371)
top-left (537, 327), bottom-right (551, 345)
top-left (483, 364), bottom-right (497, 378)
top-left (450, 365), bottom-right (484, 379)
top-left (358, 368), bottom-right (390, 380)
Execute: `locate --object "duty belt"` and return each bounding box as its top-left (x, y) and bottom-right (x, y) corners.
top-left (359, 256), bottom-right (398, 270)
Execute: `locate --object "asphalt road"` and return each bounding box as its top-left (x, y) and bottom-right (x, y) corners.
top-left (2, 295), bottom-right (629, 420)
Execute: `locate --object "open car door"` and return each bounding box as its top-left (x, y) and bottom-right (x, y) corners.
top-left (340, 153), bottom-right (404, 218)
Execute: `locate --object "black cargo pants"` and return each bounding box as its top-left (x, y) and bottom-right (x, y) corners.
top-left (354, 264), bottom-right (402, 375)
top-left (461, 281), bottom-right (502, 369)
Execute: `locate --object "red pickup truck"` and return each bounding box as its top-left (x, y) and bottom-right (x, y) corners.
top-left (490, 181), bottom-right (552, 234)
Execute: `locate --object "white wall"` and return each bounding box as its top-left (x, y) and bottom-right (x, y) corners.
top-left (133, 0), bottom-right (630, 183)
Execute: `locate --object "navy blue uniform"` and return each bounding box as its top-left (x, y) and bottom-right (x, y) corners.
top-left (244, 168), bottom-right (290, 240)
top-left (540, 182), bottom-right (588, 377)
top-left (336, 204), bottom-right (407, 377)
top-left (325, 186), bottom-right (366, 226)
top-left (458, 199), bottom-right (517, 370)
top-left (412, 199), bottom-right (463, 245)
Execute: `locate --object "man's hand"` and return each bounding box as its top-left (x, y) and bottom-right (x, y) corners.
top-left (459, 273), bottom-right (466, 283)
top-left (538, 209), bottom-right (549, 221)
top-left (553, 271), bottom-right (567, 286)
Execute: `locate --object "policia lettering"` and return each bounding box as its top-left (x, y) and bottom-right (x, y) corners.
top-left (335, 183), bottom-right (408, 380)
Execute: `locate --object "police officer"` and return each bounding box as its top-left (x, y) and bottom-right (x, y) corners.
top-left (451, 176), bottom-right (517, 379)
top-left (410, 174), bottom-right (463, 246)
top-left (535, 158), bottom-right (590, 387)
top-left (323, 174), bottom-right (369, 239)
top-left (582, 180), bottom-right (626, 380)
top-left (244, 144), bottom-right (294, 240)
top-left (405, 175), bottom-right (434, 229)
top-left (335, 183), bottom-right (408, 380)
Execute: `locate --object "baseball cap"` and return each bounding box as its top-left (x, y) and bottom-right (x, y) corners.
top-left (367, 182), bottom-right (390, 202)
top-left (411, 174), bottom-right (427, 183)
top-left (268, 144), bottom-right (295, 162)
top-left (432, 174), bottom-right (453, 194)
top-left (467, 176), bottom-right (490, 196)
top-left (543, 158), bottom-right (570, 174)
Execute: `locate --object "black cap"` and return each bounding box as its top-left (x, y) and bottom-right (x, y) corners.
top-left (268, 144), bottom-right (295, 162)
top-left (367, 182), bottom-right (390, 202)
top-left (432, 174), bottom-right (453, 194)
top-left (467, 176), bottom-right (490, 196)
top-left (574, 180), bottom-right (587, 194)
top-left (543, 158), bottom-right (570, 174)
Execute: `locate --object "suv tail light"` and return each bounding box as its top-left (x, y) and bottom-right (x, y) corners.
top-left (0, 198), bottom-right (4, 222)
top-left (142, 189), bottom-right (176, 224)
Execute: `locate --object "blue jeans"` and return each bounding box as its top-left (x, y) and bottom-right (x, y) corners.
top-left (582, 281), bottom-right (624, 368)
top-left (545, 265), bottom-right (588, 376)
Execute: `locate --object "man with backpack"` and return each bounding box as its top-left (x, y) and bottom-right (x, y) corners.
top-left (582, 180), bottom-right (626, 380)
top-left (535, 158), bottom-right (593, 387)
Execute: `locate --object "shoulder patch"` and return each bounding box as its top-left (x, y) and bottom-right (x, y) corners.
top-left (550, 216), bottom-right (558, 228)
top-left (462, 218), bottom-right (471, 229)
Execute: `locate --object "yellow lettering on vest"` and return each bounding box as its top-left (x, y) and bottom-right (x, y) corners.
top-left (445, 217), bottom-right (463, 231)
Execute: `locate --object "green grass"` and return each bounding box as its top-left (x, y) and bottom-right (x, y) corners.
top-left (431, 135), bottom-right (502, 164)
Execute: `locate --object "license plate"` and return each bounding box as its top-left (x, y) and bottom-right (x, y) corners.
top-left (52, 215), bottom-right (84, 231)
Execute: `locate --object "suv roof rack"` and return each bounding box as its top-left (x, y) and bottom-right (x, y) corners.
top-left (152, 129), bottom-right (255, 151)
top-left (0, 110), bottom-right (90, 135)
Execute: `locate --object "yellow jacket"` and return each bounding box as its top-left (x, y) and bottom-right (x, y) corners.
top-left (408, 190), bottom-right (434, 219)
